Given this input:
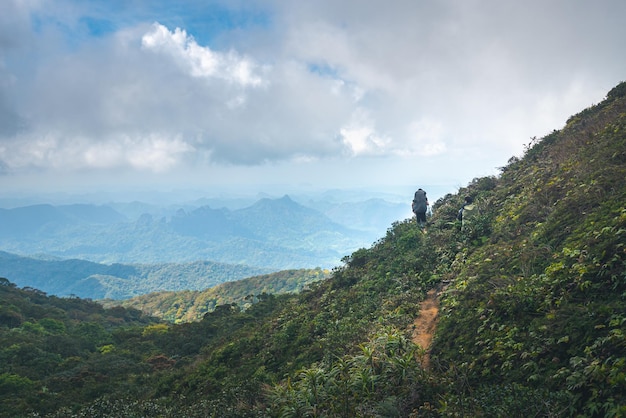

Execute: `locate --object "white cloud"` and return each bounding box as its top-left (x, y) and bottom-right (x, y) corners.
top-left (0, 131), bottom-right (193, 173)
top-left (0, 0), bottom-right (625, 193)
top-left (340, 109), bottom-right (390, 156)
top-left (405, 119), bottom-right (447, 157)
top-left (141, 23), bottom-right (266, 87)
top-left (125, 135), bottom-right (194, 171)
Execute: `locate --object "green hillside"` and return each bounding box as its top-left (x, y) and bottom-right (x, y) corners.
top-left (0, 81), bottom-right (624, 417)
top-left (100, 268), bottom-right (330, 323)
top-left (429, 80), bottom-right (626, 416)
top-left (0, 252), bottom-right (271, 299)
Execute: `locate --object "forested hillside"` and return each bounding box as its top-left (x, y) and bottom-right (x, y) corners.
top-left (100, 268), bottom-right (330, 323)
top-left (429, 80), bottom-right (626, 416)
top-left (0, 82), bottom-right (624, 417)
top-left (0, 252), bottom-right (270, 299)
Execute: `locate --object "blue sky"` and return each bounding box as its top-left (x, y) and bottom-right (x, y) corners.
top-left (1, 0), bottom-right (625, 202)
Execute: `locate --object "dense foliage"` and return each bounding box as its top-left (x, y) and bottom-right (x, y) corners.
top-left (0, 81), bottom-right (624, 417)
top-left (101, 268), bottom-right (330, 323)
top-left (0, 252), bottom-right (271, 299)
top-left (0, 280), bottom-right (158, 416)
top-left (430, 81), bottom-right (626, 416)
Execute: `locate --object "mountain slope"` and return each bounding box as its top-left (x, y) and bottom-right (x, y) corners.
top-left (0, 81), bottom-right (624, 417)
top-left (0, 196), bottom-right (370, 269)
top-left (428, 81), bottom-right (626, 416)
top-left (170, 206), bottom-right (256, 241)
top-left (0, 204), bottom-right (126, 238)
top-left (0, 251), bottom-right (270, 299)
top-left (101, 268), bottom-right (330, 323)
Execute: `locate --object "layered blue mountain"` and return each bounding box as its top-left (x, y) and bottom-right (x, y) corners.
top-left (0, 204), bottom-right (125, 237)
top-left (170, 206), bottom-right (255, 241)
top-left (0, 251), bottom-right (270, 299)
top-left (234, 195), bottom-right (356, 241)
top-left (0, 195), bottom-right (405, 274)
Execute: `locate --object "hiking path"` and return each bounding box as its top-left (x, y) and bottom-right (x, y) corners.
top-left (411, 286), bottom-right (443, 368)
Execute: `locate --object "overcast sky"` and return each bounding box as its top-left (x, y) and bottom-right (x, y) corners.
top-left (1, 0), bottom-right (625, 202)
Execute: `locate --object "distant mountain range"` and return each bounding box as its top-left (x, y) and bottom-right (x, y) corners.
top-left (0, 194), bottom-right (409, 277)
top-left (0, 250), bottom-right (271, 299)
top-left (2, 79), bottom-right (624, 418)
top-left (0, 203), bottom-right (126, 235)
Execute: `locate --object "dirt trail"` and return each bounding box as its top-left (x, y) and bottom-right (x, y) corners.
top-left (411, 287), bottom-right (441, 368)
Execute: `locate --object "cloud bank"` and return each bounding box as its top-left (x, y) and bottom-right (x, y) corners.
top-left (0, 0), bottom-right (624, 192)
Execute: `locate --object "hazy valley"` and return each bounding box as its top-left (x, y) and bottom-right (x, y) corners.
top-left (0, 191), bottom-right (416, 299)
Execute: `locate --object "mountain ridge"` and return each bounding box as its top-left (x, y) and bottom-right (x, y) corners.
top-left (101, 268), bottom-right (330, 323)
top-left (0, 81), bottom-right (624, 417)
top-left (0, 251), bottom-right (271, 299)
top-left (0, 194), bottom-right (403, 269)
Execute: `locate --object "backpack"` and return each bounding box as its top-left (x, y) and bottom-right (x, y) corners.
top-left (412, 189), bottom-right (428, 213)
top-left (460, 203), bottom-right (477, 226)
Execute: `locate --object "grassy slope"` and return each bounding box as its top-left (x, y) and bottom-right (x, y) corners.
top-left (430, 81), bottom-right (626, 416)
top-left (1, 82), bottom-right (624, 417)
top-left (145, 81), bottom-right (626, 416)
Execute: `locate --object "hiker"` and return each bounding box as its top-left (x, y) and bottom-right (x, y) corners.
top-left (412, 188), bottom-right (429, 228)
top-left (457, 196), bottom-right (476, 229)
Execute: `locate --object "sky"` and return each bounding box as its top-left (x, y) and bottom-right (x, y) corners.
top-left (1, 0), bottom-right (625, 203)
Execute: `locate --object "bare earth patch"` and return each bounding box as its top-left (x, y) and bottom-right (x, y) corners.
top-left (411, 288), bottom-right (440, 368)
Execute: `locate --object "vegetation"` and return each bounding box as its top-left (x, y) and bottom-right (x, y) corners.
top-left (0, 279), bottom-right (158, 416)
top-left (430, 80), bottom-right (626, 416)
top-left (0, 252), bottom-right (271, 299)
top-left (101, 268), bottom-right (330, 323)
top-left (0, 81), bottom-right (624, 417)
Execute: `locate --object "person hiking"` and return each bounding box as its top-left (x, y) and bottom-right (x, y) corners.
top-left (412, 188), bottom-right (429, 228)
top-left (457, 195), bottom-right (477, 229)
